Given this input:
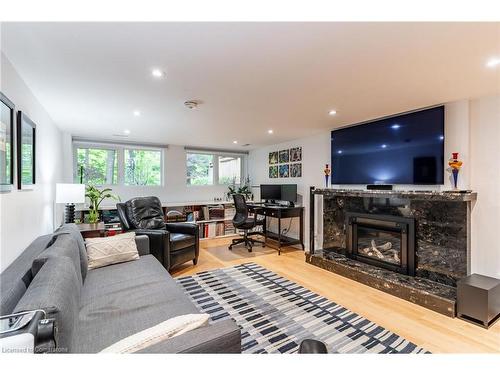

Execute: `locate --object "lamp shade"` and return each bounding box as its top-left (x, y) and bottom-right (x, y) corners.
top-left (56, 183), bottom-right (86, 204)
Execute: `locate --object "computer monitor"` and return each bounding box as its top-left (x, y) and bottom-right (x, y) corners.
top-left (281, 184), bottom-right (297, 203)
top-left (260, 184), bottom-right (281, 201)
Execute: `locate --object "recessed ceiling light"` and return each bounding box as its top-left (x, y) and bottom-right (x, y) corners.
top-left (391, 124), bottom-right (401, 129)
top-left (123, 129), bottom-right (131, 135)
top-left (233, 140), bottom-right (238, 144)
top-left (381, 144), bottom-right (387, 148)
top-left (328, 109), bottom-right (337, 116)
top-left (439, 135), bottom-right (444, 140)
top-left (133, 110), bottom-right (141, 117)
top-left (151, 68), bottom-right (164, 78)
top-left (486, 58), bottom-right (500, 68)
top-left (268, 129), bottom-right (274, 134)
top-left (337, 150), bottom-right (343, 154)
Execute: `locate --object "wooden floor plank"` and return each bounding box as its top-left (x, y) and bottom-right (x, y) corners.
top-left (171, 236), bottom-right (500, 353)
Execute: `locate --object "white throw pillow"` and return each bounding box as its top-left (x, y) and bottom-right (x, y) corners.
top-left (99, 314), bottom-right (210, 353)
top-left (86, 232), bottom-right (139, 270)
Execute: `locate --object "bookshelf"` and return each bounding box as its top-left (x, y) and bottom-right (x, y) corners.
top-left (164, 203), bottom-right (238, 239)
top-left (75, 200), bottom-right (246, 240)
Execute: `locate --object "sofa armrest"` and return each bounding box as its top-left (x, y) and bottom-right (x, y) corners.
top-left (136, 319), bottom-right (241, 353)
top-left (134, 235), bottom-right (150, 256)
top-left (165, 222), bottom-right (199, 237)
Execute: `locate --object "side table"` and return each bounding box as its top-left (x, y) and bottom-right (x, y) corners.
top-left (76, 223), bottom-right (106, 239)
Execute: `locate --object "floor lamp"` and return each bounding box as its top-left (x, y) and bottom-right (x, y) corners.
top-left (56, 183), bottom-right (86, 224)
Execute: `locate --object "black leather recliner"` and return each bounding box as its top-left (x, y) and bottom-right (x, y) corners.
top-left (116, 196), bottom-right (199, 271)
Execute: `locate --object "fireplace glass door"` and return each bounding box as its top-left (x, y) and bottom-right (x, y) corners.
top-left (346, 213), bottom-right (415, 276)
top-left (356, 226), bottom-right (402, 266)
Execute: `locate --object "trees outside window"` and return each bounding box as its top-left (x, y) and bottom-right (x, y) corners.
top-left (218, 156), bottom-right (241, 185)
top-left (186, 153), bottom-right (213, 185)
top-left (74, 143), bottom-right (163, 186)
top-left (76, 147), bottom-right (117, 185)
top-left (124, 149), bottom-right (161, 186)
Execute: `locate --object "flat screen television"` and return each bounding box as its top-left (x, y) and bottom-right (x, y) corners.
top-left (331, 106), bottom-right (445, 185)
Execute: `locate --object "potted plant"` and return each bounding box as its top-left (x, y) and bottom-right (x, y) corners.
top-left (85, 185), bottom-right (120, 224)
top-left (227, 176), bottom-right (253, 200)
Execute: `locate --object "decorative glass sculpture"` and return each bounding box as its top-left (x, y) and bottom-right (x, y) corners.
top-left (448, 152), bottom-right (463, 190)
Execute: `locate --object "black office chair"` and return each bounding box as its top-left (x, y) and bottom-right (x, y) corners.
top-left (229, 194), bottom-right (265, 252)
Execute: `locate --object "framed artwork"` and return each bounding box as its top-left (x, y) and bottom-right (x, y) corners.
top-left (17, 111), bottom-right (36, 189)
top-left (279, 149), bottom-right (289, 163)
top-left (269, 165), bottom-right (278, 178)
top-left (290, 163), bottom-right (302, 178)
top-left (290, 147), bottom-right (302, 162)
top-left (0, 92), bottom-right (14, 189)
top-left (268, 151), bottom-right (278, 165)
top-left (279, 164), bottom-right (289, 178)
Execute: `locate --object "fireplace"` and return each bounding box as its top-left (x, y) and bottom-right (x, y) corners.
top-left (346, 213), bottom-right (415, 276)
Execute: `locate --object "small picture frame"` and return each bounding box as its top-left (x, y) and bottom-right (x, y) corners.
top-left (269, 165), bottom-right (278, 178)
top-left (279, 164), bottom-right (289, 178)
top-left (0, 92), bottom-right (15, 190)
top-left (290, 163), bottom-right (302, 178)
top-left (269, 151), bottom-right (278, 165)
top-left (290, 147), bottom-right (302, 162)
top-left (17, 111), bottom-right (36, 190)
top-left (279, 149), bottom-right (289, 163)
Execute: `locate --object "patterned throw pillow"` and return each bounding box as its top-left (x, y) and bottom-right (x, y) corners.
top-left (85, 232), bottom-right (139, 270)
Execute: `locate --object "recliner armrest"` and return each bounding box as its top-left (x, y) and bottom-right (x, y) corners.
top-left (131, 229), bottom-right (171, 269)
top-left (165, 222), bottom-right (199, 237)
top-left (134, 235), bottom-right (150, 256)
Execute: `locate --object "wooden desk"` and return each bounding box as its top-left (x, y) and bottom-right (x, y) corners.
top-left (248, 204), bottom-right (305, 255)
top-left (75, 223), bottom-right (106, 239)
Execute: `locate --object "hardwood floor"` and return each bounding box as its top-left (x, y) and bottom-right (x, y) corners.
top-left (171, 236), bottom-right (500, 353)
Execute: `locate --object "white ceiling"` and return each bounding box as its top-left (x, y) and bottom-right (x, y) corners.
top-left (1, 22), bottom-right (499, 149)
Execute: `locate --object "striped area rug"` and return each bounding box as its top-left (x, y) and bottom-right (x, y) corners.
top-left (175, 262), bottom-right (429, 354)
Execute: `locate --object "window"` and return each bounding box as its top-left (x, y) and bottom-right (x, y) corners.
top-left (73, 142), bottom-right (164, 186)
top-left (218, 156), bottom-right (241, 185)
top-left (186, 150), bottom-right (245, 186)
top-left (186, 153), bottom-right (213, 186)
top-left (124, 149), bottom-right (161, 186)
top-left (76, 147), bottom-right (118, 185)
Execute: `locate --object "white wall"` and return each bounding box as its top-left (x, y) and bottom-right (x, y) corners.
top-left (248, 100), bottom-right (498, 275)
top-left (0, 53), bottom-right (64, 272)
top-left (470, 95), bottom-right (500, 278)
top-left (248, 132), bottom-right (331, 249)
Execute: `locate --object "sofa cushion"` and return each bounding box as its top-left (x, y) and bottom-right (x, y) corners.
top-left (81, 255), bottom-right (166, 303)
top-left (74, 256), bottom-right (200, 353)
top-left (0, 234), bottom-right (54, 315)
top-left (85, 232), bottom-right (139, 270)
top-left (125, 196), bottom-right (166, 230)
top-left (32, 233), bottom-right (83, 286)
top-left (14, 256), bottom-right (81, 353)
top-left (55, 224), bottom-right (88, 281)
top-left (170, 233), bottom-right (196, 252)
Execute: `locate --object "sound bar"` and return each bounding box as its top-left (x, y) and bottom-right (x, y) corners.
top-left (366, 184), bottom-right (393, 191)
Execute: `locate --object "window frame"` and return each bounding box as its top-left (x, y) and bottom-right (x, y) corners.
top-left (73, 141), bottom-right (165, 187)
top-left (185, 150), bottom-right (246, 187)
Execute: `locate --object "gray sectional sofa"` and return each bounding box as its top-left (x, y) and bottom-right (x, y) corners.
top-left (0, 224), bottom-right (241, 353)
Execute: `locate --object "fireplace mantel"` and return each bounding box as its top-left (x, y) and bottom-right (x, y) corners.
top-left (313, 188), bottom-right (477, 202)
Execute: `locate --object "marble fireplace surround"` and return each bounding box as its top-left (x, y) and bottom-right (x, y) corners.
top-left (307, 188), bottom-right (477, 317)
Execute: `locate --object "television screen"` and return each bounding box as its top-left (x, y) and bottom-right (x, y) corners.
top-left (331, 106), bottom-right (444, 185)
